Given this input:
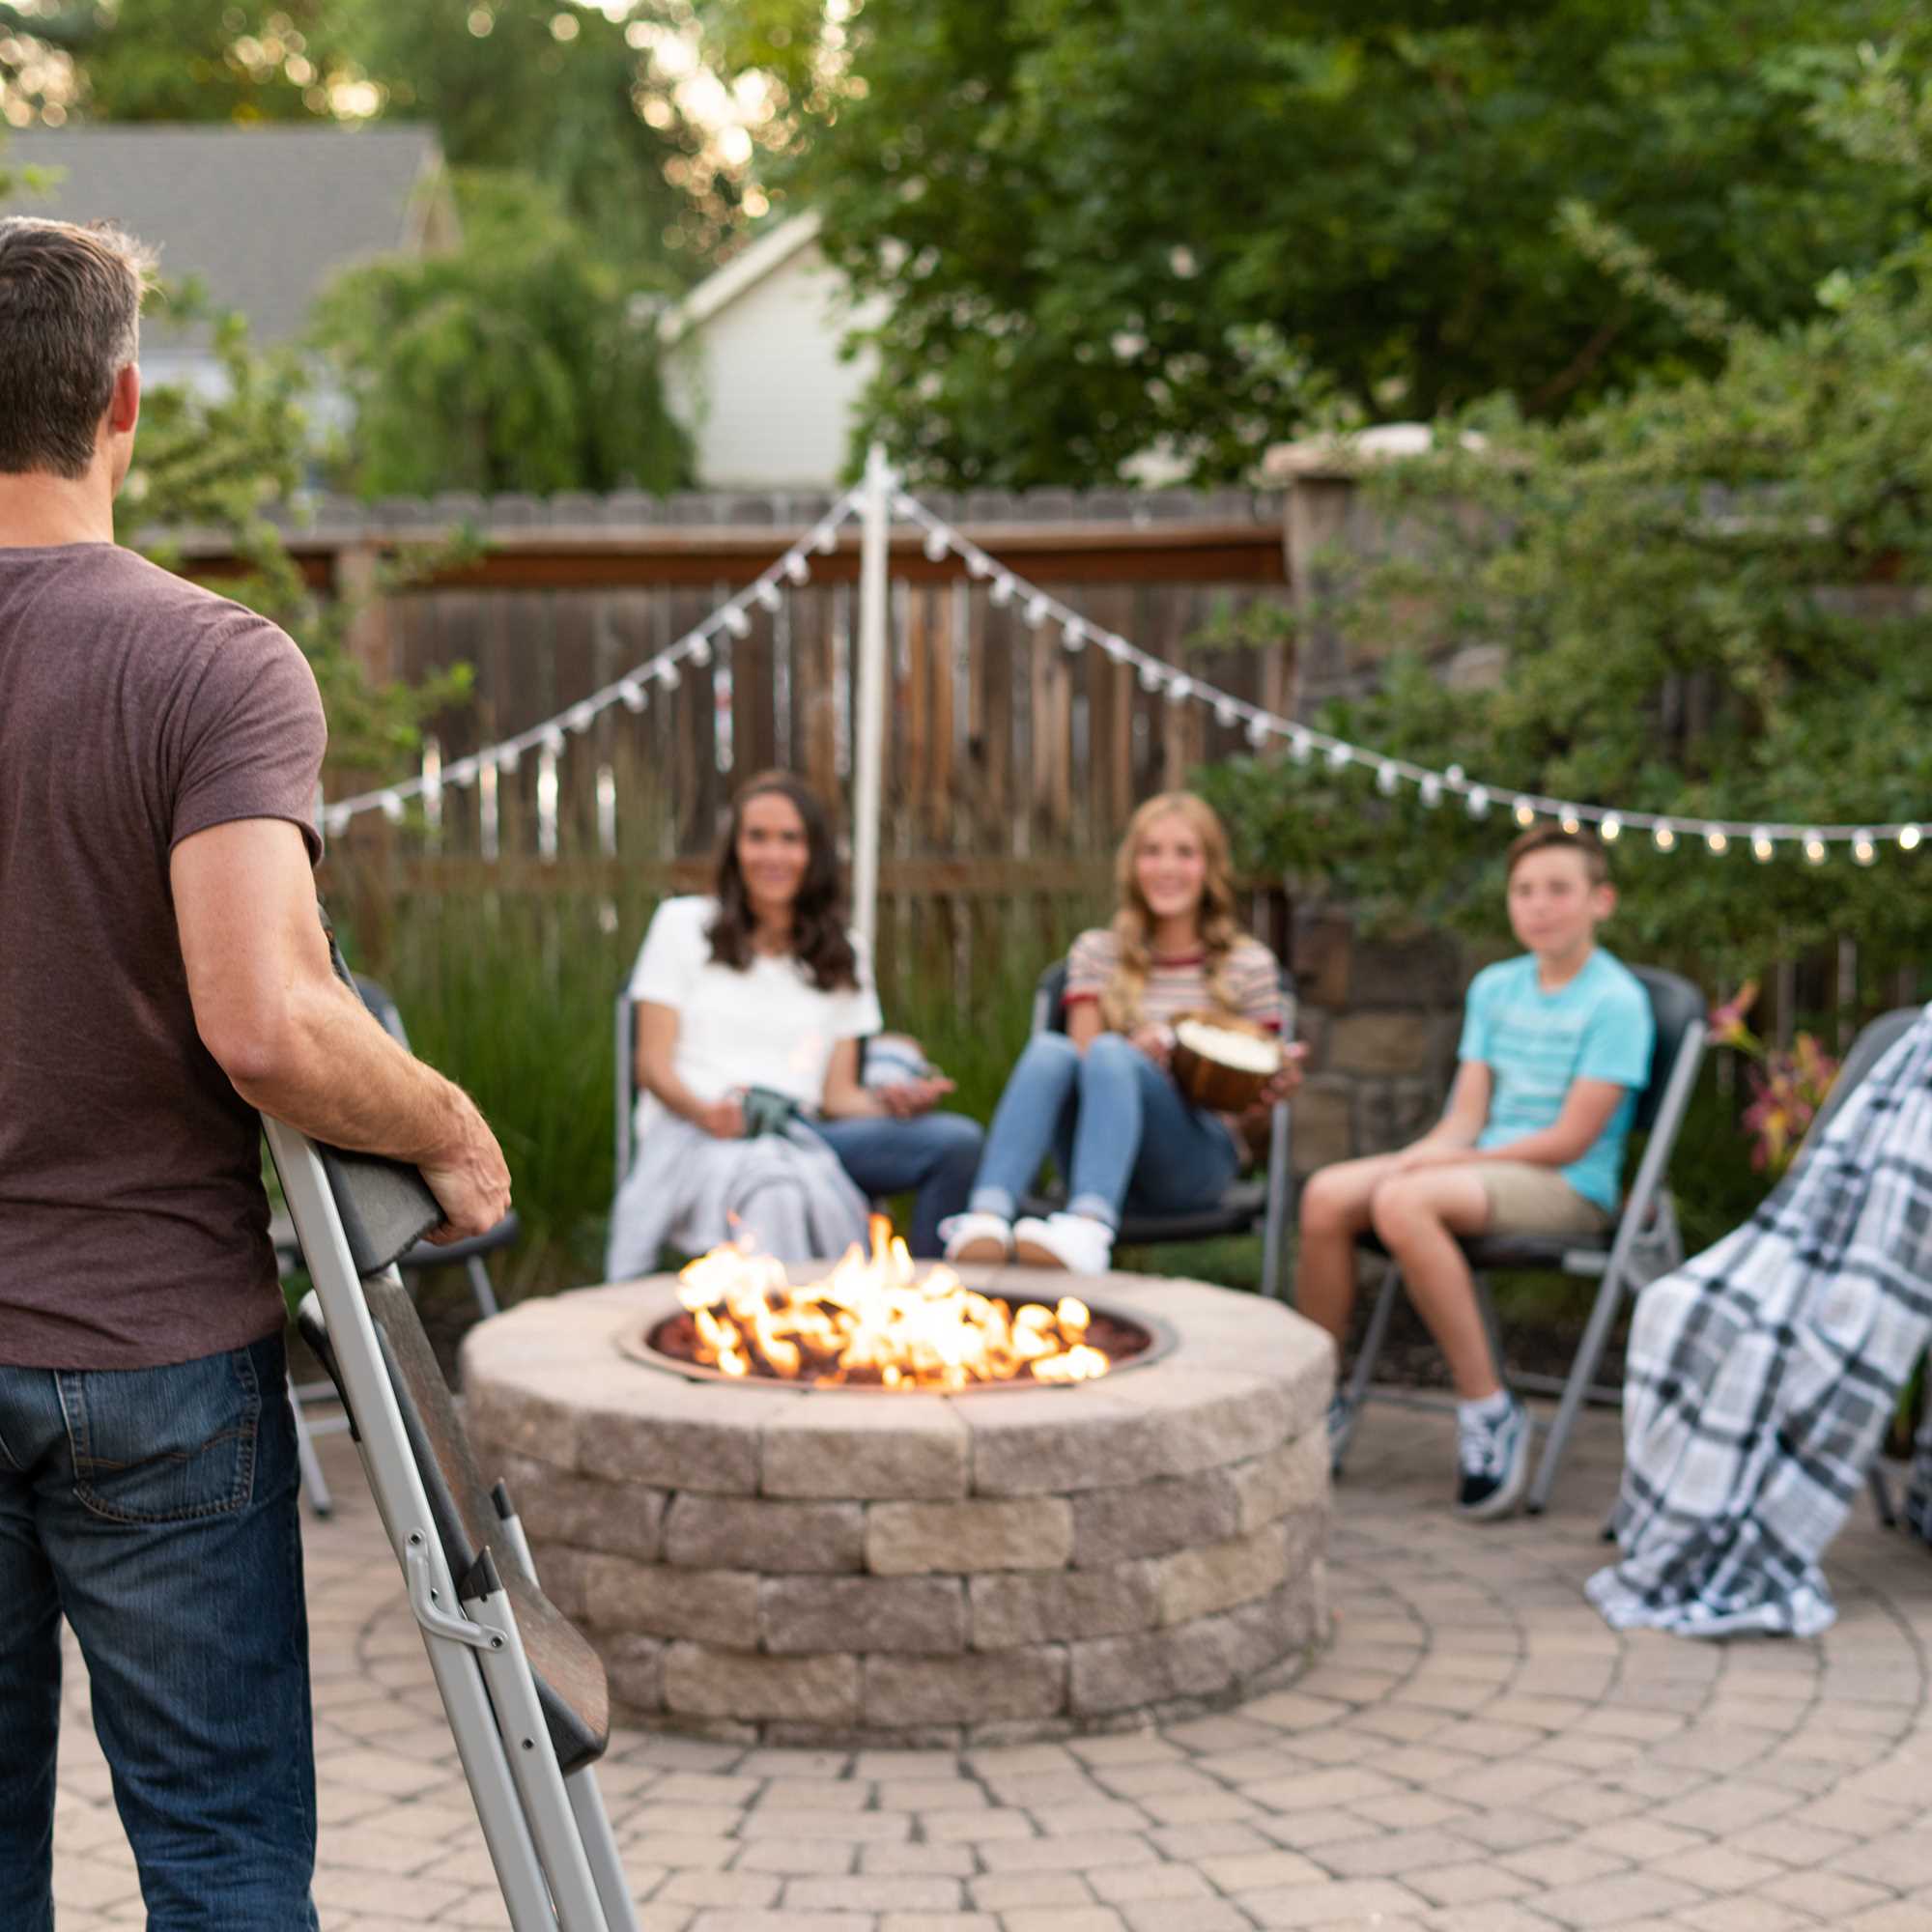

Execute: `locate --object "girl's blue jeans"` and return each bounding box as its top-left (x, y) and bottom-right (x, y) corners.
top-left (969, 1030), bottom-right (1237, 1230)
top-left (0, 1331), bottom-right (317, 1932)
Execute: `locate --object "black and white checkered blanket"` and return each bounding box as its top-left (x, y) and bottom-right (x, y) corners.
top-left (1587, 1005), bottom-right (1932, 1637)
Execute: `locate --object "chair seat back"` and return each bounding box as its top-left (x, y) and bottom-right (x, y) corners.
top-left (1627, 966), bottom-right (1707, 1135)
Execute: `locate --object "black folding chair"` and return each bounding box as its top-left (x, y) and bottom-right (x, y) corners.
top-left (265, 1113), bottom-right (637, 1932)
top-left (1786, 1007), bottom-right (1922, 1527)
top-left (283, 975), bottom-right (519, 1516)
top-left (1018, 958), bottom-right (1297, 1302)
top-left (1332, 965), bottom-right (1708, 1514)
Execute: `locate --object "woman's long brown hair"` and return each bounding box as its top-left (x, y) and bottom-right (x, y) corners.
top-left (1100, 791), bottom-right (1243, 1031)
top-left (705, 771), bottom-right (859, 990)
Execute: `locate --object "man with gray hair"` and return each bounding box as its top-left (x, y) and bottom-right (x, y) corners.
top-left (0, 216), bottom-right (511, 1929)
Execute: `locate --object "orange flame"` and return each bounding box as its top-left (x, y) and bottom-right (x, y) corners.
top-left (675, 1215), bottom-right (1112, 1390)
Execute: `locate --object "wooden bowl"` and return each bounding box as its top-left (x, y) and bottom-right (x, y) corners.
top-left (1169, 1012), bottom-right (1282, 1113)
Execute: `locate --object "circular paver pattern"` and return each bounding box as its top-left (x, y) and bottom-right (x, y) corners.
top-left (461, 1272), bottom-right (1333, 1744)
top-left (51, 1396), bottom-right (1932, 1931)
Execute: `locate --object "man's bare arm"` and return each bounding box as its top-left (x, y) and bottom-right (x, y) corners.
top-left (170, 818), bottom-right (510, 1239)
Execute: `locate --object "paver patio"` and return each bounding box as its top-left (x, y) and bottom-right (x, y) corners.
top-left (50, 1395), bottom-right (1932, 1930)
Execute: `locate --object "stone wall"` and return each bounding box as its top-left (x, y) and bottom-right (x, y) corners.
top-left (1285, 908), bottom-right (1474, 1179)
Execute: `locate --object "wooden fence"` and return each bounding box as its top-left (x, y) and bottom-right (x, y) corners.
top-left (209, 489), bottom-right (1298, 996)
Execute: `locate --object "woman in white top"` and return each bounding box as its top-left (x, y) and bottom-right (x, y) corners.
top-left (605, 772), bottom-right (981, 1276)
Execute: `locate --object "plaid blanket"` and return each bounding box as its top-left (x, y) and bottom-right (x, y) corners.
top-left (1587, 1005), bottom-right (1932, 1637)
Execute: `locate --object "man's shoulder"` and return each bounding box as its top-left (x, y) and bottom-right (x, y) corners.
top-left (67, 545), bottom-right (306, 683)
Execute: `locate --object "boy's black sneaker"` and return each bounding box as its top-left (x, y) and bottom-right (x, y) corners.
top-left (1457, 1396), bottom-right (1531, 1520)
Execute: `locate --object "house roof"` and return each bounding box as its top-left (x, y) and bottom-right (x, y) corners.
top-left (660, 210), bottom-right (824, 347)
top-left (3, 125), bottom-right (449, 354)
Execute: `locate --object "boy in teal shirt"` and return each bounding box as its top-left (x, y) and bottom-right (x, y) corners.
top-left (1298, 827), bottom-right (1655, 1519)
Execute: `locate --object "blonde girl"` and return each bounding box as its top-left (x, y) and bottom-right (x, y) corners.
top-left (943, 791), bottom-right (1295, 1272)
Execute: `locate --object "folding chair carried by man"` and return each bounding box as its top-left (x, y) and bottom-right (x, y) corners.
top-left (1019, 958), bottom-right (1297, 1302)
top-left (1332, 965), bottom-right (1707, 1514)
top-left (264, 1112), bottom-right (639, 1932)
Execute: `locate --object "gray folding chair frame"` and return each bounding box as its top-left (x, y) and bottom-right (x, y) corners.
top-left (265, 1115), bottom-right (639, 1932)
top-left (287, 976), bottom-right (518, 1516)
top-left (1018, 958), bottom-right (1297, 1302)
top-left (1332, 965), bottom-right (1708, 1514)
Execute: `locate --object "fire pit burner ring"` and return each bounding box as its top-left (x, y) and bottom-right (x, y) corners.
top-left (622, 1299), bottom-right (1175, 1390)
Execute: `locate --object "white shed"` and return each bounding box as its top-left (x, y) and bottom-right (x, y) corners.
top-left (661, 211), bottom-right (884, 491)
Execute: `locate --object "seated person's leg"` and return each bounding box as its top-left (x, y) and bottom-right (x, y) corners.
top-left (954, 1036), bottom-right (1081, 1249)
top-left (1370, 1166), bottom-right (1534, 1520)
top-left (815, 1111), bottom-right (984, 1259)
top-left (1012, 1033), bottom-right (1147, 1269)
top-left (1295, 1153), bottom-right (1406, 1350)
top-left (1120, 1056), bottom-right (1240, 1214)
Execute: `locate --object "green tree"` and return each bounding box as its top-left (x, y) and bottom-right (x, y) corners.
top-left (1198, 43), bottom-right (1932, 984)
top-left (797, 0), bottom-right (1926, 487)
top-left (309, 171), bottom-right (692, 499)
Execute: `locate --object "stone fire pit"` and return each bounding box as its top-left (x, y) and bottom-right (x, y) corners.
top-left (463, 1268), bottom-right (1334, 1746)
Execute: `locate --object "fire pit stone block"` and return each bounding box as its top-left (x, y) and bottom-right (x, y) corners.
top-left (464, 1269), bottom-right (1335, 1745)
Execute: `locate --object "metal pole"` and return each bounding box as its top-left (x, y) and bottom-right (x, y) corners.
top-left (852, 441), bottom-right (892, 958)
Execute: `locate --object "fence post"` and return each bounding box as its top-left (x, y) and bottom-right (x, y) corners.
top-left (852, 443), bottom-right (893, 958)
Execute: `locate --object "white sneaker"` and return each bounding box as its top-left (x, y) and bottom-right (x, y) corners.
top-left (1011, 1211), bottom-right (1114, 1274)
top-left (940, 1211), bottom-right (1013, 1264)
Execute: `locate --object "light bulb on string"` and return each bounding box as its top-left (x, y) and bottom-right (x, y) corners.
top-left (892, 493), bottom-right (919, 520)
top-left (722, 606), bottom-right (752, 639)
top-left (1102, 634), bottom-right (1130, 663)
top-left (1804, 832), bottom-right (1827, 865)
top-left (325, 806), bottom-right (351, 838)
top-left (566, 702), bottom-right (596, 733)
top-left (753, 580), bottom-right (782, 612)
top-left (447, 758), bottom-right (477, 789)
top-left (688, 635), bottom-right (714, 668)
top-left (542, 727), bottom-right (566, 757)
top-left (1167, 676), bottom-right (1192, 704)
top-left (965, 552), bottom-right (994, 579)
top-left (813, 525), bottom-right (838, 554)
top-left (1466, 785), bottom-right (1490, 819)
top-left (1376, 761), bottom-right (1400, 797)
top-left (1513, 797), bottom-right (1536, 827)
top-left (1854, 831), bottom-right (1877, 866)
top-left (619, 679), bottom-right (647, 713)
top-left (1326, 743), bottom-right (1352, 773)
top-left (1024, 594), bottom-right (1051, 628)
top-left (1291, 730), bottom-right (1314, 765)
top-left (1138, 663), bottom-right (1165, 693)
top-left (655, 659), bottom-right (680, 689)
top-left (782, 554), bottom-right (810, 584)
top-left (1653, 821), bottom-right (1675, 851)
top-left (1062, 618), bottom-right (1088, 654)
top-left (1246, 715), bottom-right (1271, 750)
top-left (990, 574), bottom-right (1016, 607)
top-left (1560, 811), bottom-right (1580, 835)
top-left (380, 791), bottom-right (405, 824)
top-left (1420, 773), bottom-right (1442, 808)
top-left (498, 743), bottom-right (522, 774)
top-left (1214, 698), bottom-right (1238, 728)
top-left (1600, 813), bottom-right (1621, 841)
top-left (1705, 829), bottom-right (1728, 856)
top-left (1751, 828), bottom-right (1775, 863)
top-left (1902, 825), bottom-right (1923, 852)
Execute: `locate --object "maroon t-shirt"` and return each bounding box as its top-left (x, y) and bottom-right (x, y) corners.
top-left (0, 541), bottom-right (327, 1369)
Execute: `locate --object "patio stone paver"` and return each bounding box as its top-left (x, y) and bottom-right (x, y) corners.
top-left (47, 1394), bottom-right (1932, 1930)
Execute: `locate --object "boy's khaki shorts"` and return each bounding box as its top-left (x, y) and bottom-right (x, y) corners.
top-left (1477, 1162), bottom-right (1611, 1236)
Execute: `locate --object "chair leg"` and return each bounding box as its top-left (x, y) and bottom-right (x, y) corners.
top-left (466, 1254), bottom-right (502, 1322)
top-left (288, 1371), bottom-right (333, 1519)
top-left (1333, 1262), bottom-right (1402, 1473)
top-left (1525, 1262), bottom-right (1630, 1516)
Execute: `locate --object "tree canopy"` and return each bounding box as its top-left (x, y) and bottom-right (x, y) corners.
top-left (309, 171), bottom-right (692, 499)
top-left (797, 0), bottom-right (1928, 486)
top-left (1197, 38), bottom-right (1932, 982)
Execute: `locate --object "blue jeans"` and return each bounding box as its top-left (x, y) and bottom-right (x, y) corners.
top-left (0, 1332), bottom-right (317, 1932)
top-left (812, 1111), bottom-right (985, 1257)
top-left (969, 1031), bottom-right (1238, 1231)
